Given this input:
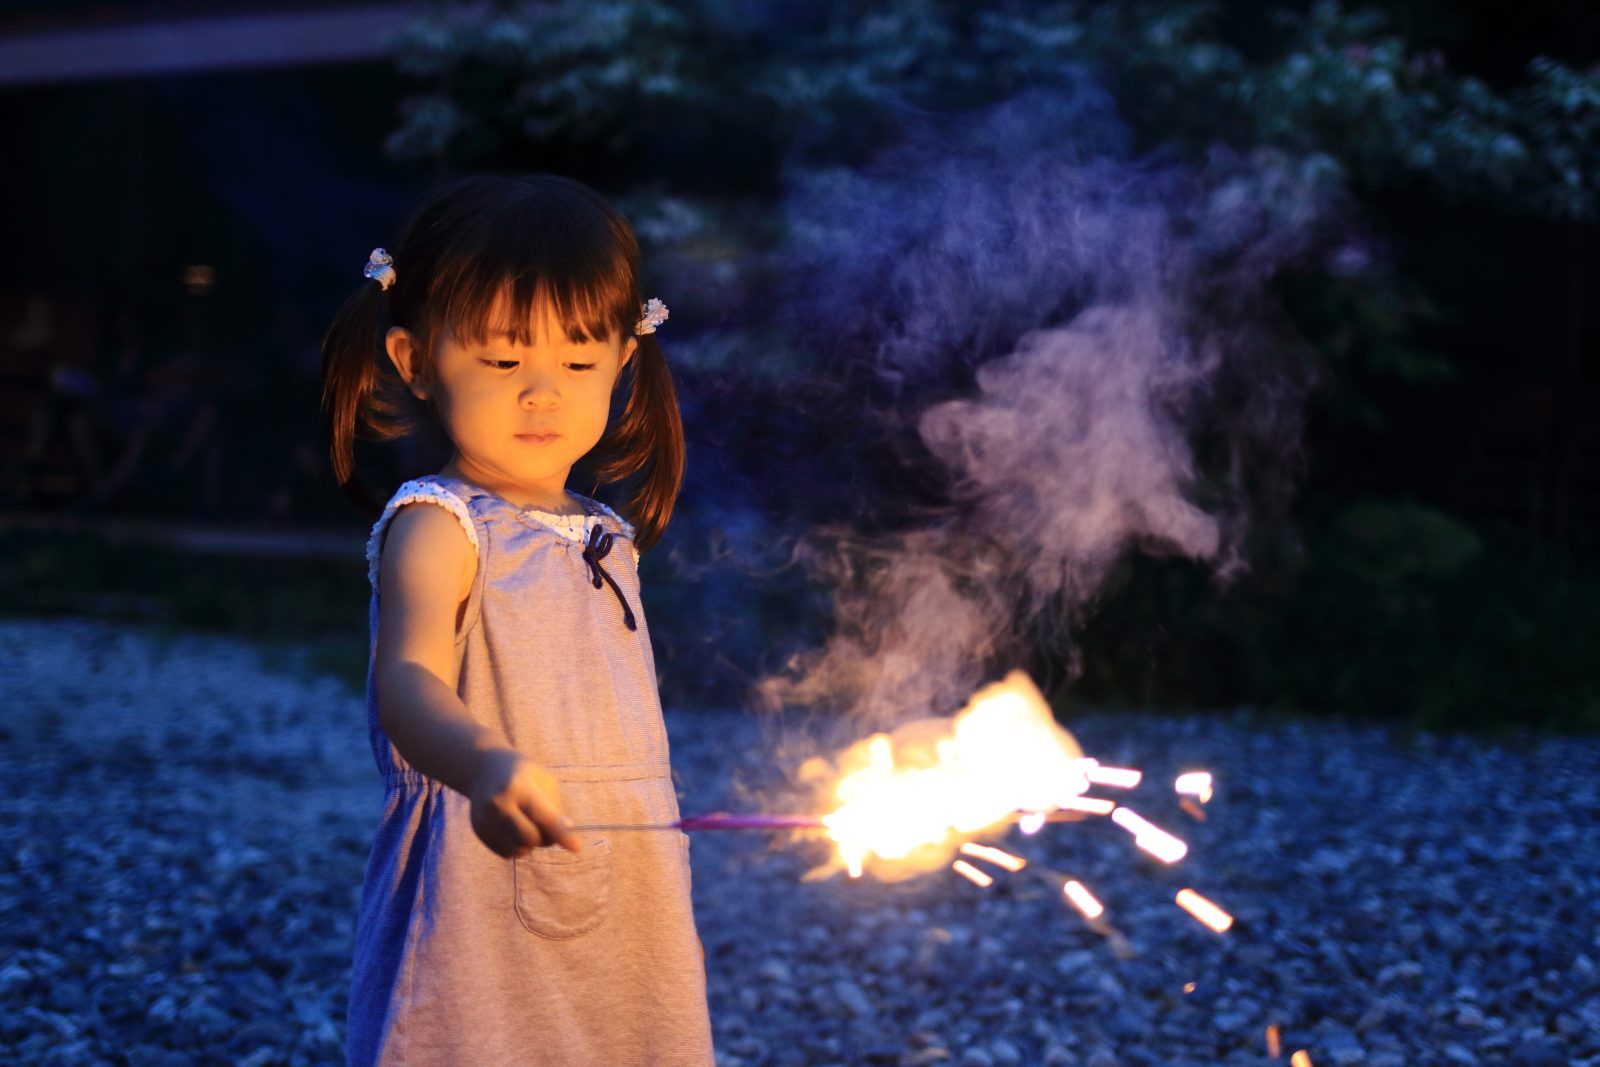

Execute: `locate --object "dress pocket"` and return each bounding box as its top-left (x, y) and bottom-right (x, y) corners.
top-left (513, 837), bottom-right (614, 940)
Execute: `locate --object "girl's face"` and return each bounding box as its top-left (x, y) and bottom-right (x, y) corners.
top-left (387, 296), bottom-right (636, 510)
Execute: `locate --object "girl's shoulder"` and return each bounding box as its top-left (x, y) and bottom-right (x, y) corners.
top-left (366, 477), bottom-right (480, 591)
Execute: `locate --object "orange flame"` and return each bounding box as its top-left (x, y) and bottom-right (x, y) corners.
top-left (817, 671), bottom-right (1088, 878)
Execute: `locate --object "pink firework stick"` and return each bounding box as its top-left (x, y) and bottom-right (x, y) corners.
top-left (572, 809), bottom-right (1104, 833)
top-left (572, 813), bottom-right (826, 833)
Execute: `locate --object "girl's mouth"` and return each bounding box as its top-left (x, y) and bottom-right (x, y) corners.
top-left (517, 433), bottom-right (561, 445)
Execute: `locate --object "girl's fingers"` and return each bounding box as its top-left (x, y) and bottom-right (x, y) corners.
top-left (520, 794), bottom-right (581, 853)
top-left (501, 803), bottom-right (547, 853)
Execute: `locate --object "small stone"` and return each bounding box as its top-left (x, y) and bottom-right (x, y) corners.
top-left (833, 980), bottom-right (874, 1019)
top-left (757, 958), bottom-right (791, 984)
top-left (1042, 1046), bottom-right (1077, 1067)
top-left (1375, 960), bottom-right (1424, 987)
top-left (989, 1038), bottom-right (1022, 1066)
top-left (1442, 1045), bottom-right (1478, 1066)
top-left (900, 1049), bottom-right (951, 1067)
top-left (959, 1049), bottom-right (994, 1067)
top-left (1455, 1005), bottom-right (1485, 1028)
top-left (1510, 1041), bottom-right (1566, 1067)
top-left (1055, 950), bottom-right (1097, 975)
top-left (1086, 1049), bottom-right (1120, 1067)
top-left (1327, 1042), bottom-right (1366, 1066)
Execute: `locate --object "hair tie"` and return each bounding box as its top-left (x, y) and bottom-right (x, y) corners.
top-left (363, 248), bottom-right (396, 291)
top-left (635, 298), bottom-right (668, 336)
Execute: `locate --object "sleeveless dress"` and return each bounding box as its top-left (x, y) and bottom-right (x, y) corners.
top-left (346, 475), bottom-right (715, 1067)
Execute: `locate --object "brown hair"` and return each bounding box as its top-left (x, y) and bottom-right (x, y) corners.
top-left (320, 173), bottom-right (685, 552)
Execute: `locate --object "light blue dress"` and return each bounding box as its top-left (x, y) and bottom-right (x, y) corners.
top-left (346, 475), bottom-right (714, 1066)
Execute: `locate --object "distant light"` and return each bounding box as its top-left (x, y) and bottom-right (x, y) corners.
top-left (184, 265), bottom-right (215, 296)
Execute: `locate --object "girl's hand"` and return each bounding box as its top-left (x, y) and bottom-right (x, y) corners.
top-left (468, 749), bottom-right (582, 856)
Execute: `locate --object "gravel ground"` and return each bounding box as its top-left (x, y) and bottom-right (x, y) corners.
top-left (2, 617), bottom-right (1597, 1067)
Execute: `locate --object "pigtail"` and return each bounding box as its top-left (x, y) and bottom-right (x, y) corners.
top-left (319, 280), bottom-right (409, 512)
top-left (591, 331), bottom-right (685, 555)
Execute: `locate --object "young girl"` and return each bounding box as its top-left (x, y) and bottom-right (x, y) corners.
top-left (322, 173), bottom-right (714, 1066)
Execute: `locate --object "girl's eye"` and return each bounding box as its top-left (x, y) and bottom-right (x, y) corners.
top-left (484, 360), bottom-right (519, 370)
top-left (566, 363), bottom-right (597, 372)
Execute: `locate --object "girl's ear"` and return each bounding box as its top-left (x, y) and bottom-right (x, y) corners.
top-left (620, 336), bottom-right (638, 372)
top-left (385, 327), bottom-right (428, 400)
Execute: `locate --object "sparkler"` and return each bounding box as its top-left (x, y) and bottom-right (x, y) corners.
top-left (577, 671), bottom-right (1233, 947)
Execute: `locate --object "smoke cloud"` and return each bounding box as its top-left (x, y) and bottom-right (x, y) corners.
top-left (755, 86), bottom-right (1352, 731)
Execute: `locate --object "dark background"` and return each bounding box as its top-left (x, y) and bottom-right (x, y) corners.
top-left (1, 0), bottom-right (1596, 731)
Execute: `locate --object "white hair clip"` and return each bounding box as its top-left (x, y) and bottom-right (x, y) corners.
top-left (363, 248), bottom-right (396, 291)
top-left (635, 298), bottom-right (669, 336)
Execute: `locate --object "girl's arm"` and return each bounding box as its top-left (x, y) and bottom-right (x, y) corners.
top-left (374, 504), bottom-right (579, 853)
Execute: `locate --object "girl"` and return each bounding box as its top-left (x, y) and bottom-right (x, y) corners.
top-left (322, 173), bottom-right (713, 1066)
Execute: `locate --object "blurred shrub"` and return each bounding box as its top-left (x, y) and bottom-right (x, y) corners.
top-left (1075, 499), bottom-right (1600, 733)
top-left (0, 530), bottom-right (371, 692)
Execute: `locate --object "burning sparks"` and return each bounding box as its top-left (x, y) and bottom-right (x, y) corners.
top-left (1291, 1053), bottom-right (1314, 1067)
top-left (951, 860), bottom-right (995, 887)
top-left (1175, 771), bottom-right (1213, 803)
top-left (1085, 765), bottom-right (1142, 789)
top-left (1060, 795), bottom-right (1116, 815)
top-left (1110, 807), bottom-right (1189, 863)
top-left (958, 842), bottom-right (1027, 871)
top-left (817, 671), bottom-right (1090, 878)
top-left (796, 669), bottom-right (1233, 959)
top-left (1265, 1023), bottom-right (1281, 1058)
top-left (1061, 879), bottom-right (1104, 919)
top-left (1175, 888), bottom-right (1233, 933)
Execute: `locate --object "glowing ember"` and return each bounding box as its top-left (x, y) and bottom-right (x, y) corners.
top-left (1265, 1023), bottom-right (1281, 1058)
top-left (1062, 879), bottom-right (1104, 919)
top-left (1175, 888), bottom-right (1233, 932)
top-left (1178, 797), bottom-right (1208, 822)
top-left (1175, 771), bottom-right (1213, 803)
top-left (1290, 1052), bottom-right (1314, 1067)
top-left (1061, 796), bottom-right (1116, 815)
top-left (818, 671), bottom-right (1089, 878)
top-left (958, 841), bottom-right (1027, 871)
top-left (951, 859), bottom-right (994, 887)
top-left (1084, 765), bottom-right (1142, 789)
top-left (1182, 982), bottom-right (1196, 994)
top-left (1110, 807), bottom-right (1189, 863)
top-left (1018, 812), bottom-right (1047, 834)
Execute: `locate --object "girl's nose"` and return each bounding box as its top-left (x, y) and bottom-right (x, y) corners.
top-left (519, 372), bottom-right (560, 408)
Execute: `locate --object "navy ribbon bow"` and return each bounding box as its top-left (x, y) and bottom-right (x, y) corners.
top-left (581, 523), bottom-right (638, 632)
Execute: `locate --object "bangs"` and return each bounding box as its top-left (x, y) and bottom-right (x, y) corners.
top-left (419, 188), bottom-right (638, 348)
